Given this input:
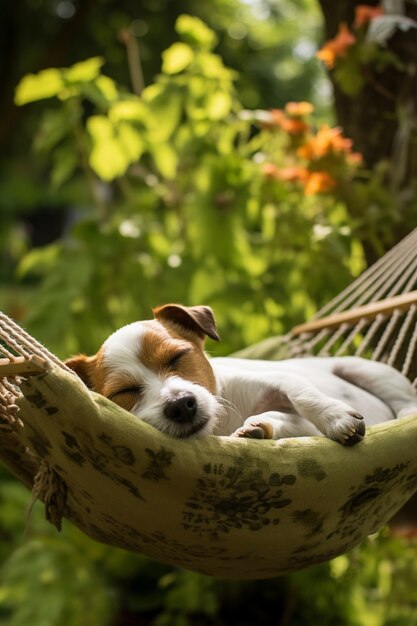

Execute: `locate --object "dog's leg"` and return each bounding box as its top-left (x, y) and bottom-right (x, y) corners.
top-left (231, 411), bottom-right (321, 440)
top-left (332, 357), bottom-right (417, 419)
top-left (276, 374), bottom-right (366, 444)
top-left (231, 373), bottom-right (365, 445)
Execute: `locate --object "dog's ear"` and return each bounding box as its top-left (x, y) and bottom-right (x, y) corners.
top-left (65, 354), bottom-right (97, 389)
top-left (153, 304), bottom-right (220, 341)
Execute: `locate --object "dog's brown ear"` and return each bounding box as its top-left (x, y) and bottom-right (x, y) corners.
top-left (65, 354), bottom-right (97, 389)
top-left (153, 304), bottom-right (220, 341)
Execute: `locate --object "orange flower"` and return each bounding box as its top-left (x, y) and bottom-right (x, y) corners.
top-left (347, 151), bottom-right (363, 165)
top-left (272, 166), bottom-right (310, 182)
top-left (298, 125), bottom-right (354, 160)
top-left (262, 163), bottom-right (280, 178)
top-left (261, 164), bottom-right (310, 182)
top-left (354, 4), bottom-right (384, 29)
top-left (314, 125), bottom-right (353, 156)
top-left (304, 171), bottom-right (337, 195)
top-left (268, 109), bottom-right (285, 126)
top-left (284, 101), bottom-right (314, 117)
top-left (316, 22), bottom-right (356, 69)
top-left (268, 109), bottom-right (310, 134)
top-left (282, 118), bottom-right (310, 134)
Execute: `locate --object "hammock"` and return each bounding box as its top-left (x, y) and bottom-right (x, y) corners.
top-left (1, 230), bottom-right (417, 580)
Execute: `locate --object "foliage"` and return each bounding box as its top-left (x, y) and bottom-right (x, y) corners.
top-left (2, 7), bottom-right (417, 626)
top-left (0, 0), bottom-right (327, 292)
top-left (11, 15), bottom-right (364, 358)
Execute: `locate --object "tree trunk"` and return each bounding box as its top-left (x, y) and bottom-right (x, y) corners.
top-left (317, 0), bottom-right (417, 263)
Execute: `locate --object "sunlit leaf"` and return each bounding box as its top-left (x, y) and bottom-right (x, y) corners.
top-left (143, 85), bottom-right (183, 141)
top-left (175, 14), bottom-right (217, 49)
top-left (206, 92), bottom-right (233, 120)
top-left (57, 85), bottom-right (81, 100)
top-left (150, 143), bottom-right (178, 179)
top-left (109, 100), bottom-right (146, 122)
top-left (15, 69), bottom-right (64, 105)
top-left (87, 115), bottom-right (144, 180)
top-left (89, 143), bottom-right (127, 180)
top-left (95, 75), bottom-right (119, 102)
top-left (198, 53), bottom-right (236, 80)
top-left (87, 114), bottom-right (114, 141)
top-left (188, 76), bottom-right (208, 98)
top-left (87, 115), bottom-right (128, 180)
top-left (162, 42), bottom-right (194, 74)
top-left (118, 122), bottom-right (145, 161)
top-left (81, 82), bottom-right (112, 109)
top-left (64, 57), bottom-right (104, 83)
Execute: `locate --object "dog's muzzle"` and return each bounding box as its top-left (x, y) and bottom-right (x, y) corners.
top-left (163, 392), bottom-right (198, 424)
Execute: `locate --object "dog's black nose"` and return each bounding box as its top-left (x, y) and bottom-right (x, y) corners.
top-left (164, 393), bottom-right (197, 423)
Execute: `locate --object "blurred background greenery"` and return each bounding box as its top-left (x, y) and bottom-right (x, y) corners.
top-left (1, 0), bottom-right (417, 624)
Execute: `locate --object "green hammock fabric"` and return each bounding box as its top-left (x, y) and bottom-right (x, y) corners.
top-left (1, 336), bottom-right (417, 580)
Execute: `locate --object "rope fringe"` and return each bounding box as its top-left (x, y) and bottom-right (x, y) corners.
top-left (0, 377), bottom-right (22, 431)
top-left (26, 459), bottom-right (67, 533)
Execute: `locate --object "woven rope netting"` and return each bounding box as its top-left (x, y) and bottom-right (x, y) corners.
top-left (0, 315), bottom-right (70, 427)
top-left (288, 228), bottom-right (417, 388)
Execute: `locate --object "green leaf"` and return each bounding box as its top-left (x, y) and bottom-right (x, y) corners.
top-left (143, 85), bottom-right (183, 142)
top-left (87, 115), bottom-right (128, 180)
top-left (198, 53), bottom-right (235, 80)
top-left (51, 146), bottom-right (78, 188)
top-left (162, 42), bottom-right (194, 74)
top-left (15, 68), bottom-right (64, 105)
top-left (206, 92), bottom-right (232, 120)
top-left (109, 99), bottom-right (146, 122)
top-left (87, 115), bottom-right (144, 180)
top-left (80, 76), bottom-right (119, 108)
top-left (175, 14), bottom-right (217, 50)
top-left (118, 122), bottom-right (145, 161)
top-left (34, 108), bottom-right (74, 153)
top-left (17, 244), bottom-right (61, 278)
top-left (64, 57), bottom-right (104, 83)
top-left (95, 75), bottom-right (119, 101)
top-left (15, 57), bottom-right (105, 106)
top-left (150, 143), bottom-right (178, 179)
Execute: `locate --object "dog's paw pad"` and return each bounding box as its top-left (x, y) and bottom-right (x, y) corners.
top-left (231, 425), bottom-right (267, 439)
top-left (328, 410), bottom-right (366, 446)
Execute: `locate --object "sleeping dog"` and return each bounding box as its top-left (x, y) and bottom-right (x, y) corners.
top-left (66, 304), bottom-right (417, 445)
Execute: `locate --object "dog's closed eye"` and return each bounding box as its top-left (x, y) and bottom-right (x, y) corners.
top-left (107, 386), bottom-right (144, 412)
top-left (108, 386), bottom-right (144, 401)
top-left (166, 349), bottom-right (191, 369)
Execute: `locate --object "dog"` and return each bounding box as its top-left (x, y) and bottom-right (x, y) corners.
top-left (65, 304), bottom-right (417, 445)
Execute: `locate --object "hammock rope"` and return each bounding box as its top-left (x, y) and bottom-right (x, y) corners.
top-left (289, 228), bottom-right (417, 387)
top-left (1, 230), bottom-right (417, 579)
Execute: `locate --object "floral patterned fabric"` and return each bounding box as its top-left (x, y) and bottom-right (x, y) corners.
top-left (1, 341), bottom-right (417, 579)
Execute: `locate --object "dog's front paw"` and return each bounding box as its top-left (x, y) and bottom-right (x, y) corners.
top-left (326, 409), bottom-right (365, 446)
top-left (231, 421), bottom-right (273, 440)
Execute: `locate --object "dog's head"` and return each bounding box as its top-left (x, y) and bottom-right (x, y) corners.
top-left (65, 304), bottom-right (223, 437)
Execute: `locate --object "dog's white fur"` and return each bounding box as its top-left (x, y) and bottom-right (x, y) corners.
top-left (66, 304), bottom-right (417, 445)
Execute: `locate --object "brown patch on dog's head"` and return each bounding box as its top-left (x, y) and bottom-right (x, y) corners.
top-left (139, 324), bottom-right (217, 394)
